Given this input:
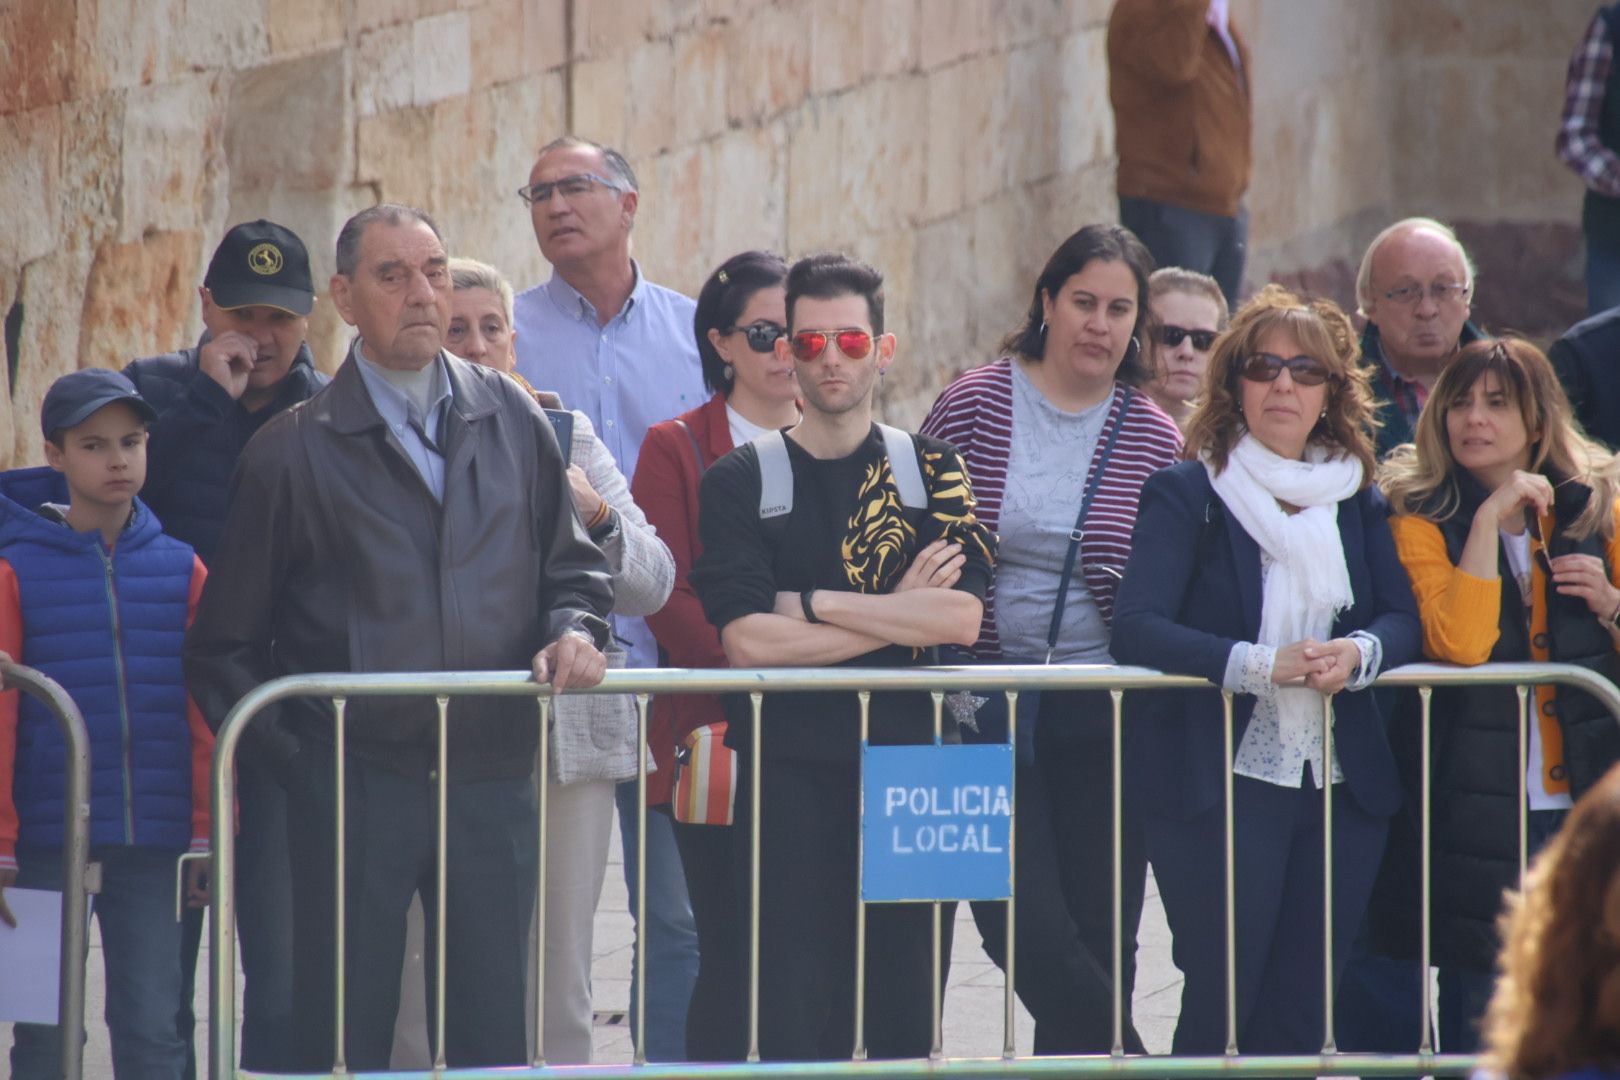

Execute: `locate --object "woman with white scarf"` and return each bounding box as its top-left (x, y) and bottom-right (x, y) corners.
top-left (1113, 285), bottom-right (1421, 1053)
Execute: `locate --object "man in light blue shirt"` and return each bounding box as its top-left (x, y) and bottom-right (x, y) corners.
top-left (512, 135), bottom-right (703, 1062)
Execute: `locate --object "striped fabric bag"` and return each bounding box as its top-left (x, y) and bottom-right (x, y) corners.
top-left (672, 722), bottom-right (737, 826)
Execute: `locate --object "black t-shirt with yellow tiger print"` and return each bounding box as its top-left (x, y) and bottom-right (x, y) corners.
top-left (692, 424), bottom-right (996, 766)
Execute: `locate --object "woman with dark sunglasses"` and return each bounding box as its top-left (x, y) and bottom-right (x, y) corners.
top-left (1111, 284), bottom-right (1420, 1052)
top-left (630, 250), bottom-right (799, 1061)
top-left (1145, 267), bottom-right (1228, 430)
top-left (1373, 337), bottom-right (1620, 1054)
top-left (919, 224), bottom-right (1181, 1054)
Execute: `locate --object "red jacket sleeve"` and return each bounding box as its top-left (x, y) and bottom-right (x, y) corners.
top-left (185, 557), bottom-right (214, 851)
top-left (0, 560), bottom-right (23, 870)
top-left (634, 423), bottom-right (730, 670)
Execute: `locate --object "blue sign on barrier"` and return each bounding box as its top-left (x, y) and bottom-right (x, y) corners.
top-left (861, 744), bottom-right (1014, 902)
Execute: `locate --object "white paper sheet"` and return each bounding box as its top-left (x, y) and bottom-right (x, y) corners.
top-left (0, 888), bottom-right (64, 1024)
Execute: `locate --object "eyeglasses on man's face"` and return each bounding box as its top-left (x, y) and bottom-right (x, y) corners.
top-left (1382, 281), bottom-right (1471, 307)
top-left (517, 172), bottom-right (626, 206)
top-left (788, 328), bottom-right (874, 363)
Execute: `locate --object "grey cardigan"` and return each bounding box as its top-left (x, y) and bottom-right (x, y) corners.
top-left (537, 392), bottom-right (675, 783)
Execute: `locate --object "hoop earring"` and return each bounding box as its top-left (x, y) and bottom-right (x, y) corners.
top-left (1039, 320), bottom-right (1048, 339)
top-left (1127, 335), bottom-right (1141, 363)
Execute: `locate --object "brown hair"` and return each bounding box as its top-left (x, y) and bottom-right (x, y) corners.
top-left (1482, 761), bottom-right (1620, 1077)
top-left (1182, 284), bottom-right (1376, 483)
top-left (1377, 338), bottom-right (1620, 541)
top-left (1002, 224), bottom-right (1158, 386)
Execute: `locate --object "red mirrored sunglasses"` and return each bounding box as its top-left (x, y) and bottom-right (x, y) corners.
top-left (788, 328), bottom-right (874, 362)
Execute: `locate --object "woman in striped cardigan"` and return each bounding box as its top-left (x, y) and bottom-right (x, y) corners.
top-left (920, 224), bottom-right (1182, 1054)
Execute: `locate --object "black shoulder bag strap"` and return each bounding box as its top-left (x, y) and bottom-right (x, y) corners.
top-left (673, 418), bottom-right (708, 477)
top-left (1045, 386), bottom-right (1132, 663)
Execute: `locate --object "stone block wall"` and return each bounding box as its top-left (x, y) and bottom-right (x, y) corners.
top-left (0, 0), bottom-right (1600, 467)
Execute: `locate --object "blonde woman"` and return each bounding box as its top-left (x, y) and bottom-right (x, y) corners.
top-left (1144, 266), bottom-right (1229, 429)
top-left (444, 256), bottom-right (675, 1065)
top-left (1376, 337), bottom-right (1620, 1052)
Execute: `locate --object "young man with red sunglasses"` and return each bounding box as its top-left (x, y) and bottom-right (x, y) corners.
top-left (690, 253), bottom-right (997, 1060)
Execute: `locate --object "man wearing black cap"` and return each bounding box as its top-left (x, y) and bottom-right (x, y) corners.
top-left (124, 220), bottom-right (326, 1076)
top-left (125, 219), bottom-right (327, 564)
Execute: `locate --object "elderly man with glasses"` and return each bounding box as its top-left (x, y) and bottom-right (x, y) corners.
top-left (510, 135), bottom-right (705, 1063)
top-left (1354, 217), bottom-right (1486, 458)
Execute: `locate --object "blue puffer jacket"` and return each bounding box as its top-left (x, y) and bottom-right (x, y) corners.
top-left (124, 337), bottom-right (327, 564)
top-left (0, 467), bottom-right (201, 852)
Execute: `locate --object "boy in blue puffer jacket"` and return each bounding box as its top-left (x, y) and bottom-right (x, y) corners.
top-left (0, 368), bottom-right (212, 1080)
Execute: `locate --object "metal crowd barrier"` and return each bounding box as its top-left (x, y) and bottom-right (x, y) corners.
top-left (0, 660), bottom-right (94, 1080)
top-left (206, 661), bottom-right (1620, 1080)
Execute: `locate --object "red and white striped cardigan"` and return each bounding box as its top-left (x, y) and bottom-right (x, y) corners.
top-left (920, 358), bottom-right (1184, 658)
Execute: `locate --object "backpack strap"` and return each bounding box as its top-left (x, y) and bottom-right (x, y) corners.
top-left (754, 430), bottom-right (794, 519)
top-left (877, 423), bottom-right (927, 511)
top-left (755, 424), bottom-right (926, 519)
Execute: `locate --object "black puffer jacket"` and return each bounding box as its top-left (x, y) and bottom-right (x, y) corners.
top-left (1369, 473), bottom-right (1620, 971)
top-left (124, 336), bottom-right (327, 564)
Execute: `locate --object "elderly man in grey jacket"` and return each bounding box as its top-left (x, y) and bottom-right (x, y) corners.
top-left (186, 205), bottom-right (617, 1072)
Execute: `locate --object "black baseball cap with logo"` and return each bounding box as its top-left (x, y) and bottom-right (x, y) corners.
top-left (203, 219), bottom-right (315, 315)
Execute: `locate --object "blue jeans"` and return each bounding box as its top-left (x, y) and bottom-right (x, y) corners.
top-left (615, 780), bottom-right (698, 1061)
top-left (10, 846), bottom-right (187, 1080)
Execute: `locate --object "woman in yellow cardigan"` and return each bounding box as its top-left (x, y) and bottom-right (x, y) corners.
top-left (1377, 337), bottom-right (1620, 1052)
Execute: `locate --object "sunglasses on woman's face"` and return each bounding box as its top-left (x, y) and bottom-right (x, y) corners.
top-left (1158, 325), bottom-right (1217, 351)
top-left (1240, 353), bottom-right (1332, 387)
top-left (726, 321), bottom-right (786, 353)
top-left (788, 328), bottom-right (874, 362)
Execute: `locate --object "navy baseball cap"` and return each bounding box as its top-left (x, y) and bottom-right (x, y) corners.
top-left (204, 219), bottom-right (315, 315)
top-left (41, 369), bottom-right (158, 439)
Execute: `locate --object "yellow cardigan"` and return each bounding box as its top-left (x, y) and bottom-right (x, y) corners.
top-left (1389, 507), bottom-right (1620, 799)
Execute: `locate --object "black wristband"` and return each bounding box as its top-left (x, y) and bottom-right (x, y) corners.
top-left (800, 590), bottom-right (822, 624)
top-left (588, 506), bottom-right (618, 543)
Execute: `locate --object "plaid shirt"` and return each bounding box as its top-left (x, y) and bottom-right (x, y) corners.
top-left (1558, 8), bottom-right (1620, 199)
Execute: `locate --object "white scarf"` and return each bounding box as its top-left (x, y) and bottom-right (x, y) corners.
top-left (1206, 434), bottom-right (1363, 719)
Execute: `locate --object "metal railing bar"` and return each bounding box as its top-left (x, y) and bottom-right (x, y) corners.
top-left (1001, 689), bottom-right (1018, 1062)
top-left (204, 660), bottom-right (1620, 1079)
top-left (1109, 687), bottom-right (1125, 1058)
top-left (633, 692), bottom-right (651, 1068)
top-left (225, 1049), bottom-right (1480, 1079)
top-left (1, 662), bottom-right (92, 1080)
top-left (532, 696), bottom-right (550, 1068)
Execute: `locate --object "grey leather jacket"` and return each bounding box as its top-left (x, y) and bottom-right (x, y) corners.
top-left (185, 351), bottom-right (614, 782)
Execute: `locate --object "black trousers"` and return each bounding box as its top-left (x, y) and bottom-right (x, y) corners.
top-left (671, 818), bottom-right (747, 1062)
top-left (1147, 775), bottom-right (1386, 1054)
top-left (969, 689), bottom-right (1147, 1054)
top-left (284, 747), bottom-right (538, 1071)
top-left (735, 756), bottom-right (941, 1061)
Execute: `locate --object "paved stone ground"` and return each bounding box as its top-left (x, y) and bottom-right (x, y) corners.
top-left (4, 805), bottom-right (1183, 1076)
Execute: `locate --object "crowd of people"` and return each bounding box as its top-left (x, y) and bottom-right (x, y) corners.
top-left (7, 5), bottom-right (1620, 1074)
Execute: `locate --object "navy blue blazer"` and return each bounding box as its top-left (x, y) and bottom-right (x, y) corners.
top-left (1111, 460), bottom-right (1421, 821)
